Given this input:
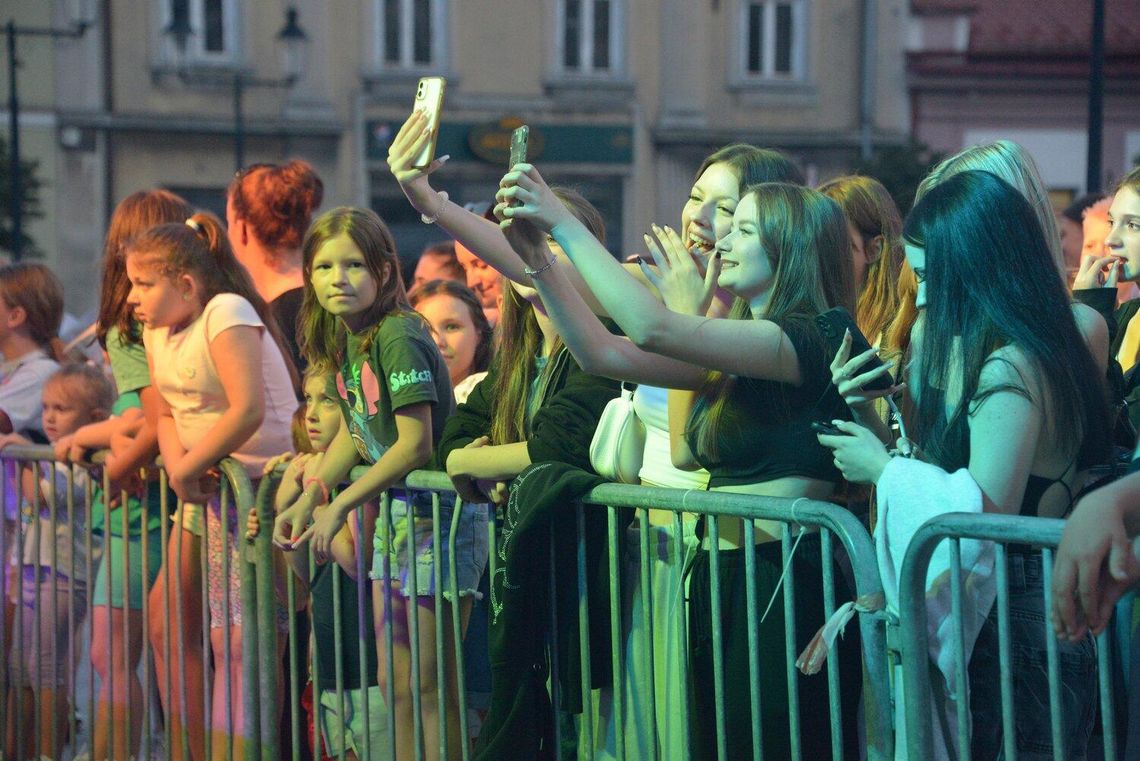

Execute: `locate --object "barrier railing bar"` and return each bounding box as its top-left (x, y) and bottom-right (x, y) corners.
top-left (356, 506), bottom-right (373, 761)
top-left (447, 497), bottom-right (471, 760)
top-left (1040, 546), bottom-right (1064, 761)
top-left (285, 561), bottom-right (300, 761)
top-left (141, 478), bottom-right (153, 761)
top-left (548, 524), bottom-right (563, 757)
top-left (707, 515), bottom-right (727, 761)
top-left (31, 459), bottom-right (43, 761)
top-left (84, 467), bottom-right (96, 761)
top-left (782, 527), bottom-right (801, 761)
top-left (201, 493), bottom-right (213, 761)
top-left (743, 519), bottom-right (763, 761)
top-left (606, 505), bottom-right (625, 761)
top-left (1097, 628), bottom-right (1117, 761)
top-left (120, 476), bottom-right (131, 759)
top-left (404, 488), bottom-right (425, 761)
top-left (380, 492), bottom-right (397, 759)
top-left (636, 508), bottom-right (658, 760)
top-left (331, 558), bottom-right (347, 761)
top-left (821, 527), bottom-right (842, 761)
top-left (575, 502), bottom-right (594, 761)
top-left (432, 491), bottom-right (447, 761)
top-left (993, 544), bottom-right (1015, 761)
top-left (308, 543), bottom-right (322, 761)
top-left (251, 474), bottom-right (279, 760)
top-left (172, 486), bottom-right (192, 761)
top-left (673, 510), bottom-right (691, 754)
top-left (947, 538), bottom-right (970, 761)
top-left (238, 494), bottom-right (260, 759)
top-left (98, 466), bottom-right (110, 761)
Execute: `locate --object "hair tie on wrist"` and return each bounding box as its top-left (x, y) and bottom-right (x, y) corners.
top-left (303, 476), bottom-right (330, 504)
top-left (420, 191), bottom-right (448, 225)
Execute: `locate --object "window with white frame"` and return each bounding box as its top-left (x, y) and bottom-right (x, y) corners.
top-left (376, 0), bottom-right (446, 69)
top-left (740, 0), bottom-right (806, 81)
top-left (557, 0), bottom-right (623, 76)
top-left (166, 0), bottom-right (239, 62)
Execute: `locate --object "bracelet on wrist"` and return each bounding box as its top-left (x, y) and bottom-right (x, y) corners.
top-left (523, 256), bottom-right (558, 278)
top-left (303, 477), bottom-right (330, 504)
top-left (420, 190), bottom-right (449, 225)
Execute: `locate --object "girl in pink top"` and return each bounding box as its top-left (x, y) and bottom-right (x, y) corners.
top-left (126, 212), bottom-right (297, 760)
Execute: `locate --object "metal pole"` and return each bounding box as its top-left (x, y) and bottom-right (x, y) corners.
top-left (859, 0), bottom-right (877, 162)
top-left (6, 20), bottom-right (22, 261)
top-left (233, 75), bottom-right (244, 173)
top-left (1087, 0), bottom-right (1105, 192)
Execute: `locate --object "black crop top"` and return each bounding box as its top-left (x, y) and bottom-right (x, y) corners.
top-left (687, 315), bottom-right (851, 488)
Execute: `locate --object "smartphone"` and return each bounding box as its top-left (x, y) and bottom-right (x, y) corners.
top-left (814, 306), bottom-right (893, 392)
top-left (509, 125), bottom-right (529, 169)
top-left (811, 421), bottom-right (846, 436)
top-left (412, 76), bottom-right (446, 169)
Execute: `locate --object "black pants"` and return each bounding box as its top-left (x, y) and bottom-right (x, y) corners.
top-left (687, 534), bottom-right (863, 760)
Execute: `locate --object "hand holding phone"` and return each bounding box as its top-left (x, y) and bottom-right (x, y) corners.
top-left (815, 307), bottom-right (894, 393)
top-left (412, 76), bottom-right (446, 169)
top-left (509, 125), bottom-right (529, 169)
top-left (811, 421), bottom-right (847, 436)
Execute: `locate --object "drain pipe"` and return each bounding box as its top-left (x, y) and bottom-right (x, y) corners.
top-left (860, 0), bottom-right (877, 160)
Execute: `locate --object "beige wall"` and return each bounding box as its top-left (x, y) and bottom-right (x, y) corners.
top-left (15, 0), bottom-right (909, 314)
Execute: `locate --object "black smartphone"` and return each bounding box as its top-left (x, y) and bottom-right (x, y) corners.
top-left (509, 125), bottom-right (529, 168)
top-left (814, 307), bottom-right (893, 392)
top-left (811, 421), bottom-right (845, 436)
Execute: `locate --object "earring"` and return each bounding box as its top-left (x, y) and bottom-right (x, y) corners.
top-left (183, 293), bottom-right (190, 301)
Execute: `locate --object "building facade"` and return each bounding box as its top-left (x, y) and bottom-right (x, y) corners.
top-left (5, 0), bottom-right (910, 316)
top-left (907, 0), bottom-right (1140, 203)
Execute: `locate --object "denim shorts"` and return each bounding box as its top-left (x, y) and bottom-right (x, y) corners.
top-left (369, 491), bottom-right (489, 600)
top-left (967, 548), bottom-right (1098, 761)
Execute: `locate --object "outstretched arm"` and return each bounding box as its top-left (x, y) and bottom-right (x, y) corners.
top-left (498, 214), bottom-right (708, 389)
top-left (499, 164), bottom-right (804, 383)
top-left (387, 111), bottom-right (655, 315)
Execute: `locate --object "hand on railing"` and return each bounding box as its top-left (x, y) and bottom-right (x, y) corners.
top-left (1052, 472), bottom-right (1140, 641)
top-left (167, 461), bottom-right (220, 504)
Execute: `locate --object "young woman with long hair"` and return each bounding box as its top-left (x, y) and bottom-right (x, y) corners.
top-left (496, 164), bottom-right (863, 759)
top-left (818, 170), bottom-right (1112, 760)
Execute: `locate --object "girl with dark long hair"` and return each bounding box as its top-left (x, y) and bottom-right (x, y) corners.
top-left (819, 170), bottom-right (1112, 760)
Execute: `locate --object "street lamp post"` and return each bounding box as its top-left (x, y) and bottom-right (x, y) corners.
top-left (4, 8), bottom-right (92, 261)
top-left (167, 7), bottom-right (308, 173)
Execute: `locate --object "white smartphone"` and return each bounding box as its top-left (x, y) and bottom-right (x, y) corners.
top-left (412, 76), bottom-right (446, 169)
top-left (509, 125), bottom-right (529, 168)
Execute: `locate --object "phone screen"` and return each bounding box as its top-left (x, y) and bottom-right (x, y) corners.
top-left (509, 125), bottom-right (530, 169)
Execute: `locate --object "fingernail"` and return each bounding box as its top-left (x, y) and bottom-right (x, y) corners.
top-left (438, 154), bottom-right (450, 163)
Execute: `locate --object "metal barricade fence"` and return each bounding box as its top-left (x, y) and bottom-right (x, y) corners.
top-left (0, 444), bottom-right (893, 761)
top-left (0, 444), bottom-right (277, 761)
top-left (897, 512), bottom-right (1121, 761)
top-left (255, 466), bottom-right (893, 761)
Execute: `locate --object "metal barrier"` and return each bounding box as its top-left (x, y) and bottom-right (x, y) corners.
top-left (0, 444), bottom-right (276, 761)
top-left (897, 512), bottom-right (1121, 761)
top-left (0, 446), bottom-right (891, 761)
top-left (258, 467), bottom-right (892, 761)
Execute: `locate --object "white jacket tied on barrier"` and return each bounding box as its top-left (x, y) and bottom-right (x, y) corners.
top-left (874, 456), bottom-right (995, 761)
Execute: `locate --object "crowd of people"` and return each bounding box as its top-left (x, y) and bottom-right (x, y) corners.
top-left (0, 107), bottom-right (1137, 761)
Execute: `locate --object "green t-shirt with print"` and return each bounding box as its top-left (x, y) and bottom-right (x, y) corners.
top-left (335, 310), bottom-right (454, 467)
top-left (93, 324), bottom-right (169, 536)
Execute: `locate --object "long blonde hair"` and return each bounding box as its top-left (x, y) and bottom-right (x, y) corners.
top-left (916, 140), bottom-right (1063, 275)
